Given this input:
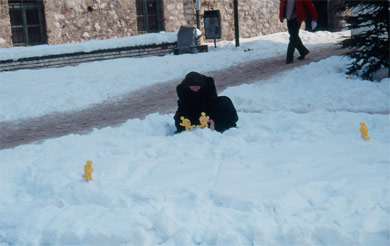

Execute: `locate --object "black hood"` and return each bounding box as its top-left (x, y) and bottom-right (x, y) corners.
top-left (182, 72), bottom-right (207, 87)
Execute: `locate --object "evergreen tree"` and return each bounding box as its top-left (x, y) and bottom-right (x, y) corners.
top-left (340, 0), bottom-right (389, 81)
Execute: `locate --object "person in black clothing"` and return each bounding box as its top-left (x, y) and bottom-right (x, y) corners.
top-left (174, 72), bottom-right (238, 133)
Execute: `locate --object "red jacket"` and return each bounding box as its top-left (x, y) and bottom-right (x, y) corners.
top-left (279, 0), bottom-right (318, 23)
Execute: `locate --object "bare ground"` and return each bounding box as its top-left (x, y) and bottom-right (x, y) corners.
top-left (0, 44), bottom-right (348, 149)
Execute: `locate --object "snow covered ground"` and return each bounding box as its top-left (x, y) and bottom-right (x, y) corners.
top-left (0, 32), bottom-right (178, 61)
top-left (0, 31), bottom-right (389, 245)
top-left (0, 30), bottom-right (346, 122)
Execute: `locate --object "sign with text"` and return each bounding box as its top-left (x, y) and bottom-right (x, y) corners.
top-left (204, 10), bottom-right (221, 40)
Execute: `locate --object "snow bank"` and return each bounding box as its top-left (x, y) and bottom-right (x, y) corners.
top-left (0, 30), bottom-right (389, 246)
top-left (0, 109), bottom-right (388, 245)
top-left (224, 56), bottom-right (390, 114)
top-left (0, 31), bottom-right (350, 122)
top-left (0, 31), bottom-right (178, 61)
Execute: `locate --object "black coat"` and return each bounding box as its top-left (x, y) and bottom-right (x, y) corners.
top-left (174, 74), bottom-right (219, 133)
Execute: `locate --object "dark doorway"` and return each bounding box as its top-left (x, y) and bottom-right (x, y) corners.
top-left (8, 0), bottom-right (47, 46)
top-left (136, 0), bottom-right (164, 33)
top-left (306, 0), bottom-right (328, 31)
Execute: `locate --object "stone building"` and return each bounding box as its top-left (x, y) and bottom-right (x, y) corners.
top-left (0, 0), bottom-right (343, 48)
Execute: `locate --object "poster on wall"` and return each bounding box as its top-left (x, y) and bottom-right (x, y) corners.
top-left (204, 10), bottom-right (221, 40)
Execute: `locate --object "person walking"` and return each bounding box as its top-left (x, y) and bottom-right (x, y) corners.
top-left (279, 0), bottom-right (318, 64)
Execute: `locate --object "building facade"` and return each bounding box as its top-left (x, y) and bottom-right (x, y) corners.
top-left (0, 0), bottom-right (343, 48)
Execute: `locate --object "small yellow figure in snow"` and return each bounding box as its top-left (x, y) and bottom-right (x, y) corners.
top-left (198, 112), bottom-right (209, 129)
top-left (180, 116), bottom-right (195, 131)
top-left (359, 122), bottom-right (371, 141)
top-left (82, 160), bottom-right (94, 181)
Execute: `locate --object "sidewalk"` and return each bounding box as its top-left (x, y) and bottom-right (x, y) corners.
top-left (0, 44), bottom-right (346, 149)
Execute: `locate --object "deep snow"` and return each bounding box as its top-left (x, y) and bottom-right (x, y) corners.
top-left (0, 30), bottom-right (347, 122)
top-left (0, 30), bottom-right (389, 245)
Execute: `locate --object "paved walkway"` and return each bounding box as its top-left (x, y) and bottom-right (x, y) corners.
top-left (0, 44), bottom-right (346, 149)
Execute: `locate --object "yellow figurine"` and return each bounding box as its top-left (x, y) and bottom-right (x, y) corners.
top-left (82, 160), bottom-right (94, 181)
top-left (180, 116), bottom-right (195, 131)
top-left (198, 112), bottom-right (209, 129)
top-left (359, 122), bottom-right (371, 141)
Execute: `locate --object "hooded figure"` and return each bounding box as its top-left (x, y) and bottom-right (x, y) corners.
top-left (174, 72), bottom-right (238, 133)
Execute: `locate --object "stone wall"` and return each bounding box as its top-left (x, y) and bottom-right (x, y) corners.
top-left (162, 0), bottom-right (186, 32)
top-left (182, 0), bottom-right (195, 27)
top-left (163, 0), bottom-right (287, 41)
top-left (0, 0), bottom-right (12, 48)
top-left (196, 0), bottom-right (286, 41)
top-left (239, 0), bottom-right (287, 37)
top-left (43, 0), bottom-right (138, 45)
top-left (0, 0), bottom-right (288, 48)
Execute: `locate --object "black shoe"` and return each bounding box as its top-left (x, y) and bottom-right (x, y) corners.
top-left (297, 50), bottom-right (309, 60)
top-left (286, 59), bottom-right (293, 64)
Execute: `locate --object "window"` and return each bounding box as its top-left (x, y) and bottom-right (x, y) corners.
top-left (8, 0), bottom-right (47, 46)
top-left (136, 0), bottom-right (163, 33)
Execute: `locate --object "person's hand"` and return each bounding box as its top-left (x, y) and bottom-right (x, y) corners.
top-left (311, 20), bottom-right (317, 30)
top-left (208, 119), bottom-right (215, 131)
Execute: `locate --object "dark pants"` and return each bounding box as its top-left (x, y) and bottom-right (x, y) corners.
top-left (215, 96), bottom-right (238, 133)
top-left (286, 18), bottom-right (309, 63)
